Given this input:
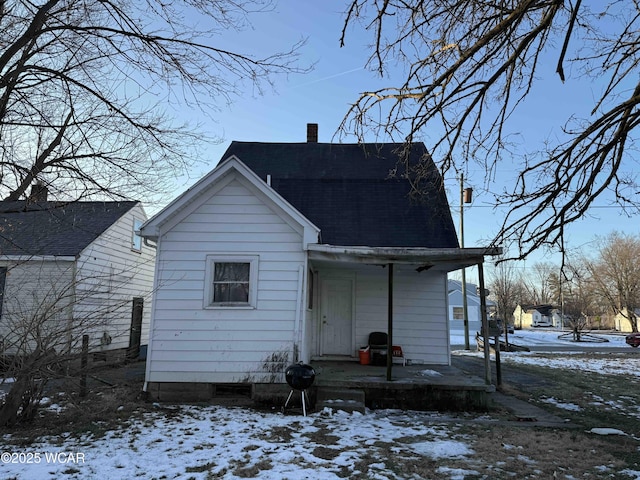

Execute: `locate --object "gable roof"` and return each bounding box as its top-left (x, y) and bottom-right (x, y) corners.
top-left (520, 304), bottom-right (556, 315)
top-left (448, 279), bottom-right (478, 294)
top-left (221, 142), bottom-right (459, 248)
top-left (0, 201), bottom-right (137, 257)
top-left (139, 156), bottom-right (320, 247)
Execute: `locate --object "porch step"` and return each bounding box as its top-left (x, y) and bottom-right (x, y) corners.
top-left (315, 387), bottom-right (366, 414)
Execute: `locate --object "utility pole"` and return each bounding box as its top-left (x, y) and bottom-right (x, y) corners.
top-left (560, 265), bottom-right (564, 332)
top-left (460, 174), bottom-right (473, 350)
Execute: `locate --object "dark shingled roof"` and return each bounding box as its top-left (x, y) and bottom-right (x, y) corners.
top-left (221, 142), bottom-right (459, 248)
top-left (0, 201), bottom-right (137, 257)
top-left (522, 304), bottom-right (557, 316)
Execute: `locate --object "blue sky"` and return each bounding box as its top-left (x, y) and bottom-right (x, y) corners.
top-left (167, 2), bottom-right (638, 270)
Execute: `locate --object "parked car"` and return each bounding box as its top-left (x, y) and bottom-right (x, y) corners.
top-left (625, 332), bottom-right (640, 348)
top-left (495, 318), bottom-right (515, 334)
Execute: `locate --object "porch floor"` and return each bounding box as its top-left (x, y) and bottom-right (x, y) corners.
top-left (308, 360), bottom-right (494, 412)
top-left (311, 360), bottom-right (488, 388)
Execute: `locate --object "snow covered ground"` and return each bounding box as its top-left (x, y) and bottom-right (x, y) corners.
top-left (452, 328), bottom-right (640, 376)
top-left (1, 328), bottom-right (639, 479)
top-left (0, 406), bottom-right (479, 480)
top-left (2, 400), bottom-right (637, 480)
top-left (451, 327), bottom-right (632, 349)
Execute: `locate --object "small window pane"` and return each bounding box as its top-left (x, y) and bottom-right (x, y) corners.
top-left (214, 263), bottom-right (249, 282)
top-left (213, 283), bottom-right (249, 303)
top-left (229, 283), bottom-right (249, 302)
top-left (213, 262), bottom-right (250, 304)
top-left (453, 307), bottom-right (464, 320)
top-left (213, 284), bottom-right (229, 302)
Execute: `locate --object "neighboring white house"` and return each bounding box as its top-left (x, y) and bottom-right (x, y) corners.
top-left (0, 191), bottom-right (155, 360)
top-left (140, 126), bottom-right (501, 398)
top-left (614, 308), bottom-right (640, 333)
top-left (447, 279), bottom-right (497, 341)
top-left (513, 304), bottom-right (558, 328)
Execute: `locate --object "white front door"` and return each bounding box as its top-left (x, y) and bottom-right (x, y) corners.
top-left (320, 277), bottom-right (353, 356)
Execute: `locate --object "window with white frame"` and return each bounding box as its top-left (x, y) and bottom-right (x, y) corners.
top-left (205, 255), bottom-right (258, 308)
top-left (132, 218), bottom-right (143, 252)
top-left (453, 307), bottom-right (464, 320)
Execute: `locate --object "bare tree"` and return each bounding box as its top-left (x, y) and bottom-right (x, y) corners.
top-left (522, 261), bottom-right (556, 305)
top-left (550, 260), bottom-right (605, 326)
top-left (549, 261), bottom-right (600, 339)
top-left (584, 231), bottom-right (640, 333)
top-left (488, 255), bottom-right (525, 346)
top-left (0, 0), bottom-right (308, 203)
top-left (339, 1), bottom-right (640, 259)
top-left (488, 256), bottom-right (522, 323)
top-left (0, 260), bottom-right (152, 425)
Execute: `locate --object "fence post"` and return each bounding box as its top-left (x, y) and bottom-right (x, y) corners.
top-left (80, 335), bottom-right (89, 397)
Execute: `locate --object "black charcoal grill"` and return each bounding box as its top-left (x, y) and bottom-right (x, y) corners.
top-left (283, 363), bottom-right (315, 416)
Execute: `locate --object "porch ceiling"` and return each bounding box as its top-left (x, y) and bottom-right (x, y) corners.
top-left (307, 244), bottom-right (502, 272)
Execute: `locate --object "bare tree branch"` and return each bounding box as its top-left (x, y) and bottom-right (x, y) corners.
top-left (0, 0), bottom-right (310, 203)
top-left (339, 0), bottom-right (640, 260)
top-left (583, 231), bottom-right (640, 332)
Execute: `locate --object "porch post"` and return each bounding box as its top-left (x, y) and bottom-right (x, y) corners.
top-left (387, 262), bottom-right (393, 381)
top-left (478, 261), bottom-right (492, 385)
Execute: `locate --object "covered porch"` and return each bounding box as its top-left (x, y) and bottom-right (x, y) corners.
top-left (305, 244), bottom-right (502, 385)
top-left (309, 360), bottom-right (494, 411)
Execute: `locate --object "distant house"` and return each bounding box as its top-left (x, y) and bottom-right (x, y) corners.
top-left (447, 279), bottom-right (496, 341)
top-left (513, 304), bottom-right (558, 328)
top-left (614, 308), bottom-right (640, 333)
top-left (140, 125), bottom-right (500, 398)
top-left (0, 191), bottom-right (155, 360)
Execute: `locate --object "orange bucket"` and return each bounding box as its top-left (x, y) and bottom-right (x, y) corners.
top-left (358, 347), bottom-right (370, 365)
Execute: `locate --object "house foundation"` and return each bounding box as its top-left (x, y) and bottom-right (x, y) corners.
top-left (147, 361), bottom-right (494, 412)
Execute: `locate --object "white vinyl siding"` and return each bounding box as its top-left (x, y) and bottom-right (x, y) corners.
top-left (0, 204), bottom-right (154, 356)
top-left (448, 287), bottom-right (482, 336)
top-left (75, 203), bottom-right (155, 351)
top-left (0, 260), bottom-right (75, 354)
top-left (147, 176), bottom-right (306, 383)
top-left (313, 263), bottom-right (449, 365)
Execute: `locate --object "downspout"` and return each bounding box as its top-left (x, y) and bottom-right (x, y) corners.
top-left (142, 236), bottom-right (162, 393)
top-left (293, 264), bottom-right (305, 362)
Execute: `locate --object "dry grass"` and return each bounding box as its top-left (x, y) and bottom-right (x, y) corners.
top-left (502, 360), bottom-right (640, 432)
top-left (2, 358), bottom-right (640, 479)
top-left (451, 424), bottom-right (628, 479)
top-left (2, 366), bottom-right (149, 442)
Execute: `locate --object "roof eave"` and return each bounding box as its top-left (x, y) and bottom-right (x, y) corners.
top-left (307, 244), bottom-right (502, 270)
top-left (139, 155), bottom-right (320, 245)
top-left (0, 255), bottom-right (76, 262)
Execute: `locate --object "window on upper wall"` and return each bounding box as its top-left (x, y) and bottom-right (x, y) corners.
top-left (132, 218), bottom-right (143, 252)
top-left (205, 255), bottom-right (258, 308)
top-left (453, 307), bottom-right (464, 320)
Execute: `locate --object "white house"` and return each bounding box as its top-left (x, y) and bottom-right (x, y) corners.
top-left (140, 126), bottom-right (500, 398)
top-left (614, 308), bottom-right (640, 332)
top-left (0, 192), bottom-right (155, 360)
top-left (513, 304), bottom-right (556, 328)
top-left (447, 279), bottom-right (497, 341)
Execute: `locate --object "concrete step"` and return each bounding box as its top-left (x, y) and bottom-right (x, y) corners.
top-left (491, 391), bottom-right (572, 427)
top-left (315, 387), bottom-right (366, 414)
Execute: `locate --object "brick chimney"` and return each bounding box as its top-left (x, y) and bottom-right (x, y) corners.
top-left (28, 182), bottom-right (48, 202)
top-left (306, 123), bottom-right (318, 143)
